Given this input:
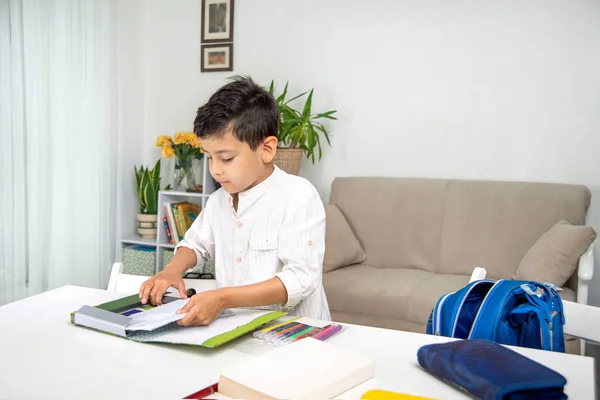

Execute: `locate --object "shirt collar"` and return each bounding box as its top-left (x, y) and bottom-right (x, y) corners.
top-left (226, 165), bottom-right (281, 211)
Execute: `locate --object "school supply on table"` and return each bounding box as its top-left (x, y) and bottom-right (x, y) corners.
top-left (215, 337), bottom-right (375, 399)
top-left (360, 390), bottom-right (435, 400)
top-left (70, 293), bottom-right (286, 348)
top-left (252, 318), bottom-right (343, 346)
top-left (183, 382), bottom-right (219, 399)
top-left (426, 279), bottom-right (566, 352)
top-left (417, 339), bottom-right (567, 400)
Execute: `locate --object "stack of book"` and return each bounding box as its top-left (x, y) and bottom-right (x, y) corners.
top-left (163, 201), bottom-right (200, 244)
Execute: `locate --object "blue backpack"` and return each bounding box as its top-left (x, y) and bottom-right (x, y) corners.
top-left (426, 279), bottom-right (566, 352)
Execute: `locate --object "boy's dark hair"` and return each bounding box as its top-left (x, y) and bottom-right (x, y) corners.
top-left (193, 76), bottom-right (279, 150)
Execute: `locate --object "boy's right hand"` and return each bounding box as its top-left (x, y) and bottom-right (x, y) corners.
top-left (139, 268), bottom-right (187, 306)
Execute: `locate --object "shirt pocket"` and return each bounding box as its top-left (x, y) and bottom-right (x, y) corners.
top-left (249, 230), bottom-right (279, 251)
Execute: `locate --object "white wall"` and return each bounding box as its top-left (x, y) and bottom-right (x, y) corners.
top-left (135, 0), bottom-right (600, 304)
top-left (116, 0), bottom-right (149, 247)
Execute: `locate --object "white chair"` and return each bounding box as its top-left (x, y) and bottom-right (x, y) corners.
top-left (470, 267), bottom-right (600, 355)
top-left (575, 243), bottom-right (595, 305)
top-left (107, 262), bottom-right (217, 296)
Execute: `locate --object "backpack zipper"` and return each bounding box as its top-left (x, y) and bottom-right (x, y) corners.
top-left (451, 280), bottom-right (492, 337)
top-left (435, 292), bottom-right (453, 335)
top-left (468, 280), bottom-right (504, 338)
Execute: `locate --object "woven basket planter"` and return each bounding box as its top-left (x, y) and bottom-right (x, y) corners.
top-left (272, 148), bottom-right (303, 175)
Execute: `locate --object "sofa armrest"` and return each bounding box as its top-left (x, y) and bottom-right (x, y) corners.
top-left (576, 242), bottom-right (595, 305)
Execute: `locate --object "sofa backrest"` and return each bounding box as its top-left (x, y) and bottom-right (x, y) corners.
top-left (329, 177), bottom-right (591, 283)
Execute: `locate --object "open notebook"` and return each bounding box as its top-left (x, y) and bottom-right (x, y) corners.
top-left (70, 294), bottom-right (286, 348)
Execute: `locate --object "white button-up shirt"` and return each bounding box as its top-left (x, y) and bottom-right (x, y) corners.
top-left (175, 165), bottom-right (331, 320)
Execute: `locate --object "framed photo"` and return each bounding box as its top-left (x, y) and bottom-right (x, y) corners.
top-left (201, 0), bottom-right (234, 43)
top-left (201, 43), bottom-right (233, 72)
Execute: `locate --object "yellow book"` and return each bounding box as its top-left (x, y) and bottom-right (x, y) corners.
top-left (361, 390), bottom-right (436, 400)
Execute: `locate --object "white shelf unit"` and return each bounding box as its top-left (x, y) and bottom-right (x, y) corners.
top-left (155, 190), bottom-right (208, 272)
top-left (118, 156), bottom-right (219, 274)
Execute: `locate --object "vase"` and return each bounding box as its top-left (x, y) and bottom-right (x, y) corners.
top-left (173, 157), bottom-right (196, 191)
top-left (137, 214), bottom-right (157, 239)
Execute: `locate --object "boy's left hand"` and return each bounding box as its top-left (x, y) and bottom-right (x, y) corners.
top-left (176, 289), bottom-right (226, 326)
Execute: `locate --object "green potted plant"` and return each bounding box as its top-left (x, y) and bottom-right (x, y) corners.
top-left (268, 81), bottom-right (337, 175)
top-left (134, 159), bottom-right (170, 239)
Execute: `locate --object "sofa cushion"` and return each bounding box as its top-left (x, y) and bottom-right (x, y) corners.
top-left (438, 180), bottom-right (591, 279)
top-left (329, 178), bottom-right (591, 280)
top-left (323, 265), bottom-right (470, 325)
top-left (329, 178), bottom-right (447, 272)
top-left (323, 204), bottom-right (366, 273)
top-left (513, 220), bottom-right (596, 287)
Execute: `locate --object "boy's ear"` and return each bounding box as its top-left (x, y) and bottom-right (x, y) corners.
top-left (261, 136), bottom-right (278, 163)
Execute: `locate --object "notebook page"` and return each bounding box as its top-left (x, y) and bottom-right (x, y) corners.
top-left (130, 308), bottom-right (273, 345)
top-left (126, 299), bottom-right (235, 331)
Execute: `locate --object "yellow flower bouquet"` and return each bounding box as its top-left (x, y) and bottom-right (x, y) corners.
top-left (156, 132), bottom-right (204, 191)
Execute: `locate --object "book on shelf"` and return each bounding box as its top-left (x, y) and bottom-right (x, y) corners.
top-left (163, 201), bottom-right (200, 244)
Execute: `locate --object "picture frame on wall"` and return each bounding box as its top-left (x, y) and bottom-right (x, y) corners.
top-left (201, 0), bottom-right (234, 43)
top-left (201, 43), bottom-right (233, 72)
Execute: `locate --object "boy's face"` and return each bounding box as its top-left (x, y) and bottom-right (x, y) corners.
top-left (201, 129), bottom-right (277, 195)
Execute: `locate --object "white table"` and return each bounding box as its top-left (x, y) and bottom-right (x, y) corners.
top-left (0, 285), bottom-right (595, 399)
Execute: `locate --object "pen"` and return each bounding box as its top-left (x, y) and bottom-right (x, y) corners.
top-left (279, 325), bottom-right (318, 345)
top-left (312, 324), bottom-right (343, 341)
top-left (272, 323), bottom-right (310, 345)
top-left (183, 383), bottom-right (218, 399)
top-left (265, 322), bottom-right (304, 343)
top-left (291, 324), bottom-right (330, 342)
top-left (256, 321), bottom-right (300, 341)
top-left (253, 317), bottom-right (301, 339)
top-left (261, 321), bottom-right (302, 340)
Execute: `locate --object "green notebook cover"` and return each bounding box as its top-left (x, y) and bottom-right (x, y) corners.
top-left (70, 294), bottom-right (287, 348)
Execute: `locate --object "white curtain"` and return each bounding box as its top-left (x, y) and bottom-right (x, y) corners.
top-left (0, 0), bottom-right (118, 305)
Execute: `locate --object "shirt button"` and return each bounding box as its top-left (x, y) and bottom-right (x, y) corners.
top-left (307, 240), bottom-right (313, 246)
top-left (237, 221), bottom-right (243, 228)
top-left (236, 257), bottom-right (242, 263)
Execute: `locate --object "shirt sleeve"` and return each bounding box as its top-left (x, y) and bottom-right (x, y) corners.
top-left (174, 196), bottom-right (216, 270)
top-left (275, 183), bottom-right (326, 309)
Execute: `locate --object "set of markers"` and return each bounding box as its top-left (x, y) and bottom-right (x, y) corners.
top-left (253, 318), bottom-right (343, 346)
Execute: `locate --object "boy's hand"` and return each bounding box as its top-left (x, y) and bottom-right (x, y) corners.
top-left (139, 268), bottom-right (187, 306)
top-left (176, 290), bottom-right (226, 326)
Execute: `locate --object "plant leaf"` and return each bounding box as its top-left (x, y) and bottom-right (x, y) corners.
top-left (143, 172), bottom-right (157, 215)
top-left (284, 89), bottom-right (310, 106)
top-left (151, 159), bottom-right (161, 194)
top-left (314, 130), bottom-right (323, 161)
top-left (307, 125), bottom-right (317, 158)
top-left (301, 89), bottom-right (313, 121)
top-left (276, 82), bottom-right (289, 104)
top-left (314, 123), bottom-right (332, 146)
top-left (135, 165), bottom-right (144, 213)
top-left (313, 110), bottom-right (338, 120)
top-left (137, 167), bottom-right (148, 212)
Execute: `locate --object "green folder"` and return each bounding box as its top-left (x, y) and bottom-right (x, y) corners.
top-left (70, 294), bottom-right (287, 348)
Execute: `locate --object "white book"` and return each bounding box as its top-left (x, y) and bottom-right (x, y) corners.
top-left (216, 337), bottom-right (376, 400)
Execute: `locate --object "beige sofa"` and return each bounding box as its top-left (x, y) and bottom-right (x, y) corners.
top-left (322, 177), bottom-right (596, 351)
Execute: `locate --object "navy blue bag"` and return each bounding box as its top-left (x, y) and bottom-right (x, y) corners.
top-left (426, 279), bottom-right (565, 352)
top-left (417, 339), bottom-right (568, 400)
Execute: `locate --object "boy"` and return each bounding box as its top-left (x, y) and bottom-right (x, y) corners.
top-left (139, 76), bottom-right (331, 326)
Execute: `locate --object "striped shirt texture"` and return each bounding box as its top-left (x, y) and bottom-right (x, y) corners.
top-left (175, 165), bottom-right (331, 320)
